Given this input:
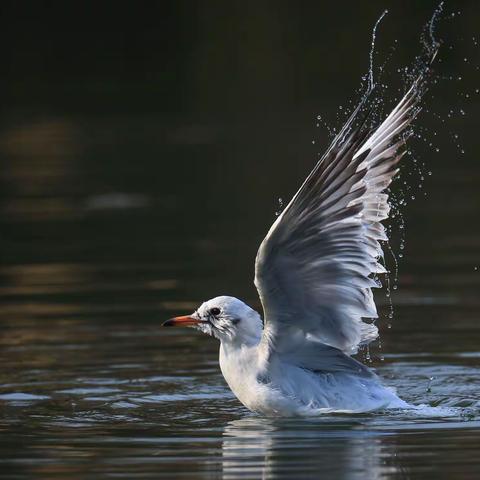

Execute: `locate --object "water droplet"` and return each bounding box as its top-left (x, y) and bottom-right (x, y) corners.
top-left (275, 198), bottom-right (284, 217)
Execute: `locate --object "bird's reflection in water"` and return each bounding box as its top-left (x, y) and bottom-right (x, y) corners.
top-left (221, 416), bottom-right (406, 479)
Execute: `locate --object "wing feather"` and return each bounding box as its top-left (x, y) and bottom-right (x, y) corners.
top-left (254, 57), bottom-right (437, 361)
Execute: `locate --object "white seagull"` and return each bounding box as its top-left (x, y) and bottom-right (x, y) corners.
top-left (164, 52), bottom-right (437, 416)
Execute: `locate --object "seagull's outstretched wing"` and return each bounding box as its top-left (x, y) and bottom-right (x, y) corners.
top-left (254, 74), bottom-right (431, 359)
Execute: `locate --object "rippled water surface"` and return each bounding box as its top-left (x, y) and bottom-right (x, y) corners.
top-left (1, 4), bottom-right (480, 477)
top-left (1, 114), bottom-right (479, 478)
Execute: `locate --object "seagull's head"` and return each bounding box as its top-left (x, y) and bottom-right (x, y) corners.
top-left (163, 295), bottom-right (262, 345)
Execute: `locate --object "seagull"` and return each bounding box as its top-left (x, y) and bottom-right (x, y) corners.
top-left (163, 51), bottom-right (437, 416)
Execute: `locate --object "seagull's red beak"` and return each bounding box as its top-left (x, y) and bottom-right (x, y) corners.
top-left (162, 315), bottom-right (202, 327)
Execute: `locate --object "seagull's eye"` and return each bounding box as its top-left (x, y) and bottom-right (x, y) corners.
top-left (209, 307), bottom-right (221, 316)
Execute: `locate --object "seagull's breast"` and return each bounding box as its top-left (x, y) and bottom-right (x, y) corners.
top-left (219, 343), bottom-right (258, 406)
top-left (219, 343), bottom-right (303, 416)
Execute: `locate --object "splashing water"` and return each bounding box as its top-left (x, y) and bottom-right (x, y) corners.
top-left (368, 9), bottom-right (389, 94)
top-left (429, 1), bottom-right (444, 47)
top-left (311, 4), bottom-right (450, 353)
top-left (275, 197), bottom-right (284, 217)
top-left (311, 3), bottom-right (476, 366)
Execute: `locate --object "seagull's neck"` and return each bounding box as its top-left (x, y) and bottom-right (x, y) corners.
top-left (221, 329), bottom-right (262, 350)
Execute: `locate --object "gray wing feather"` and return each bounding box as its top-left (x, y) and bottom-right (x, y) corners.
top-left (254, 70), bottom-right (434, 360)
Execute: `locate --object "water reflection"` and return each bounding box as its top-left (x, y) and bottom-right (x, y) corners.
top-left (222, 417), bottom-right (405, 479)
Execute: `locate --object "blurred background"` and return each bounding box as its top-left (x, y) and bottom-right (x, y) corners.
top-left (0, 1), bottom-right (478, 303)
top-left (0, 1), bottom-right (480, 478)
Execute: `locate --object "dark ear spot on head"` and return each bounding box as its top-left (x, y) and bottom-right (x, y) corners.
top-left (231, 318), bottom-right (240, 325)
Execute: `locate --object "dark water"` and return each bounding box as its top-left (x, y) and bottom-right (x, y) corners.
top-left (1, 114), bottom-right (480, 478)
top-left (1, 2), bottom-right (480, 479)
